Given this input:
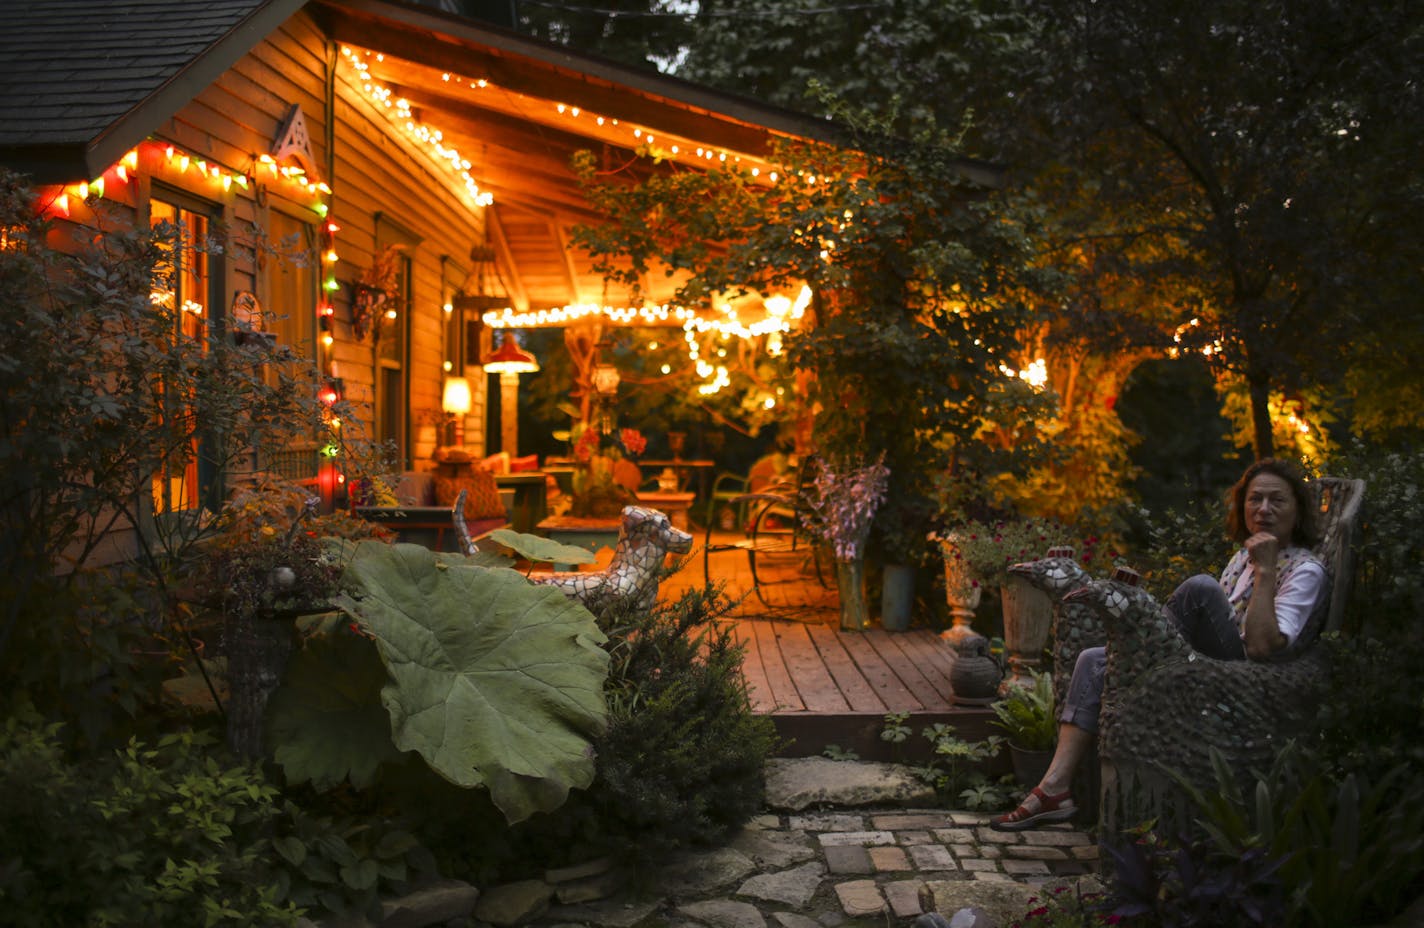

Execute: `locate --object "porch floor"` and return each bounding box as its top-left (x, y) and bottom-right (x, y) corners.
top-left (657, 529), bottom-right (999, 761)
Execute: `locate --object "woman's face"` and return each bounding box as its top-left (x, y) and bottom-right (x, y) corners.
top-left (1244, 472), bottom-right (1298, 545)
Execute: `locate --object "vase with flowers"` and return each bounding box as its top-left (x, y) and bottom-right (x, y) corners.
top-left (568, 423), bottom-right (647, 518)
top-left (800, 453), bottom-right (891, 631)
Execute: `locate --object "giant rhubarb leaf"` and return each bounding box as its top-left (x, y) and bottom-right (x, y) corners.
top-left (266, 622), bottom-right (402, 790)
top-left (333, 541), bottom-right (609, 823)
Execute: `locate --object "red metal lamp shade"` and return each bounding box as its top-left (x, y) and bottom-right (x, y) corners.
top-left (482, 332), bottom-right (539, 374)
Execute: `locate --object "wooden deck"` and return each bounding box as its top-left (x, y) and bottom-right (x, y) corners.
top-left (659, 530), bottom-right (999, 761)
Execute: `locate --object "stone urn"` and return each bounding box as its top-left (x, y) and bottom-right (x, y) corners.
top-left (1000, 572), bottom-right (1055, 691)
top-left (939, 533), bottom-right (982, 647)
top-left (949, 632), bottom-right (1002, 705)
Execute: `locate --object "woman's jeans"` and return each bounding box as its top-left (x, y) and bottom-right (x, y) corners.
top-left (1058, 574), bottom-right (1243, 733)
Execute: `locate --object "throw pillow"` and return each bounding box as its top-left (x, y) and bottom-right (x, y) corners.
top-left (510, 454), bottom-right (540, 473)
top-left (434, 467), bottom-right (506, 520)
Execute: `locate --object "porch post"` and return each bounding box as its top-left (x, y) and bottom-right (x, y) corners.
top-left (499, 371), bottom-right (520, 455)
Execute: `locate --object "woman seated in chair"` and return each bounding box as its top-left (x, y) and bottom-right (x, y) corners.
top-left (991, 458), bottom-right (1328, 831)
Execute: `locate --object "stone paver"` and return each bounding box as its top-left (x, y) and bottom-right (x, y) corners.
top-left (833, 880), bottom-right (887, 917)
top-left (882, 879), bottom-right (925, 918)
top-left (868, 846), bottom-right (911, 872)
top-left (906, 845), bottom-right (957, 871)
top-left (823, 845), bottom-right (872, 875)
top-left (514, 758), bottom-right (1103, 928)
top-left (818, 830), bottom-right (896, 848)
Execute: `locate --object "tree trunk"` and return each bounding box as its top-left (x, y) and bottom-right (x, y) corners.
top-left (1248, 376), bottom-right (1274, 460)
top-left (224, 609), bottom-right (295, 759)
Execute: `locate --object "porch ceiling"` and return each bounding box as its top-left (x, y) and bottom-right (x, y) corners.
top-left (317, 0), bottom-right (825, 316)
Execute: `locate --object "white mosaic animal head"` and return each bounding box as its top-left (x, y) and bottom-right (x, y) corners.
top-left (1062, 576), bottom-right (1159, 625)
top-left (621, 505), bottom-right (693, 555)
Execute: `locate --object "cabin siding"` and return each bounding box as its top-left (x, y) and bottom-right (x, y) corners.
top-left (141, 9), bottom-right (495, 478)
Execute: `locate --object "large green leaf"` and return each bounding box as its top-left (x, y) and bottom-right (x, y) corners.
top-left (266, 626), bottom-right (403, 790)
top-left (333, 541), bottom-right (609, 823)
top-left (487, 529), bottom-right (597, 566)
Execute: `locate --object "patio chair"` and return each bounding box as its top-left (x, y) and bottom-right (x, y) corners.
top-left (701, 456), bottom-right (829, 606)
top-left (704, 452), bottom-right (794, 530)
top-left (1055, 475), bottom-right (1365, 837)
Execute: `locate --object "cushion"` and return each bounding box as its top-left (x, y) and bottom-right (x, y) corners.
top-left (482, 451), bottom-right (511, 475)
top-left (510, 454), bottom-right (540, 473)
top-left (434, 467), bottom-right (507, 521)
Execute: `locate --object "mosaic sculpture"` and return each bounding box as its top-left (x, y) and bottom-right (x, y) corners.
top-left (533, 505), bottom-right (693, 612)
top-left (1062, 575), bottom-right (1329, 835)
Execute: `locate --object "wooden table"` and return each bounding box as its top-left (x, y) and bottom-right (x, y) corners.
top-left (494, 472), bottom-right (548, 534)
top-left (638, 458), bottom-right (716, 495)
top-left (536, 514), bottom-right (622, 570)
top-left (635, 490), bottom-right (696, 530)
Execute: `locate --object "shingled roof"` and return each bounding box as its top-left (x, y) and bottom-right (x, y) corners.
top-left (0, 0), bottom-right (305, 182)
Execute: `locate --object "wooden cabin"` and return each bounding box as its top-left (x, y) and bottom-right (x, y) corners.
top-left (0, 0), bottom-right (847, 516)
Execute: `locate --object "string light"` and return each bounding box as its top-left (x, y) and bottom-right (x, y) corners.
top-left (345, 44), bottom-right (776, 184)
top-left (341, 46), bottom-right (494, 207)
top-left (998, 358), bottom-right (1049, 388)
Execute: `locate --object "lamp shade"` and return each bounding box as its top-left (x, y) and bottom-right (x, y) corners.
top-left (483, 332), bottom-right (539, 374)
top-left (441, 376), bottom-right (472, 415)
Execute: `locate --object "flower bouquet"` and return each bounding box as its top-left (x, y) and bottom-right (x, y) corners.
top-left (800, 453), bottom-right (891, 630)
top-left (568, 424), bottom-right (647, 518)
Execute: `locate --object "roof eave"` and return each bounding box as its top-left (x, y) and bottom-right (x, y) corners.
top-left (7, 0), bottom-right (309, 185)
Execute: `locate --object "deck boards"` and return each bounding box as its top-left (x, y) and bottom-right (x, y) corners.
top-left (659, 529), bottom-right (999, 759)
top-left (806, 623), bottom-right (887, 713)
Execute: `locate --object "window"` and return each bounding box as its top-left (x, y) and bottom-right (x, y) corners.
top-left (149, 192), bottom-right (223, 513)
top-left (266, 210), bottom-right (316, 356)
top-left (374, 214), bottom-right (421, 469)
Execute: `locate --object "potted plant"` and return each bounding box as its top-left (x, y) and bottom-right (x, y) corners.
top-left (937, 516), bottom-right (1072, 678)
top-left (991, 669), bottom-right (1057, 788)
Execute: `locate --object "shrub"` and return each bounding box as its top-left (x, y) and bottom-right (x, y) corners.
top-left (1153, 743), bottom-right (1424, 927)
top-left (575, 582), bottom-right (780, 862)
top-left (0, 716), bottom-right (300, 927)
top-left (405, 580), bottom-right (780, 881)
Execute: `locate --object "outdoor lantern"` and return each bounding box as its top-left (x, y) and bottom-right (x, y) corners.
top-left (591, 362), bottom-right (621, 395)
top-left (482, 332), bottom-right (539, 374)
top-left (442, 376), bottom-right (473, 416)
top-left (591, 362), bottom-right (621, 434)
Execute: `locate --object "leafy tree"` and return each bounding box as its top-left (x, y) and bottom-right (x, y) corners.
top-left (0, 171), bottom-right (373, 722)
top-left (573, 98), bottom-right (1054, 564)
top-left (1015, 0), bottom-right (1424, 457)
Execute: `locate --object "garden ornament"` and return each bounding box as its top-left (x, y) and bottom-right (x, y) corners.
top-left (533, 505), bottom-right (693, 611)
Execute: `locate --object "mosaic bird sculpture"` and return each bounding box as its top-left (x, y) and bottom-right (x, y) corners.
top-left (1063, 574), bottom-right (1327, 834)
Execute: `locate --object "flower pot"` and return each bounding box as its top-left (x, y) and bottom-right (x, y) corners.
top-left (1009, 742), bottom-right (1054, 789)
top-left (1000, 574), bottom-right (1054, 690)
top-left (836, 558), bottom-right (868, 631)
top-left (880, 563), bottom-right (915, 631)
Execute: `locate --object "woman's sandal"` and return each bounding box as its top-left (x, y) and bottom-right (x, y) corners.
top-left (989, 787), bottom-right (1076, 831)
